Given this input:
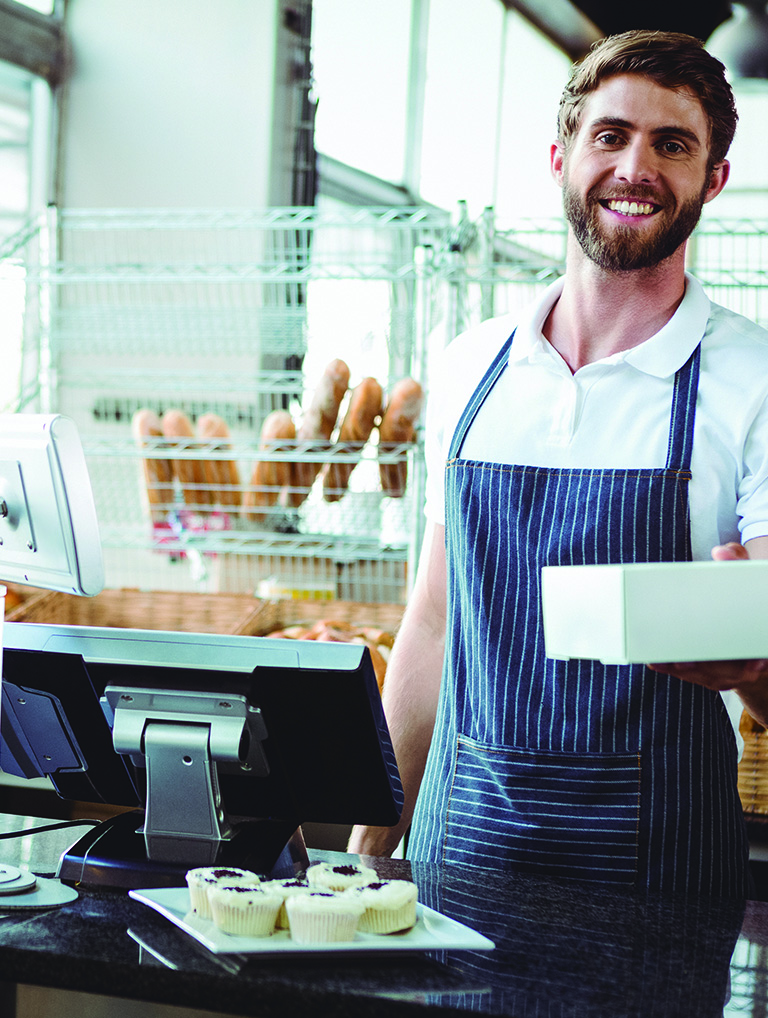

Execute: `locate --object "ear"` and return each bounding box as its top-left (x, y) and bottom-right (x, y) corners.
top-left (551, 141), bottom-right (565, 187)
top-left (703, 159), bottom-right (729, 205)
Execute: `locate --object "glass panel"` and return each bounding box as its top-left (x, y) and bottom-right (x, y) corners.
top-left (11, 0), bottom-right (56, 14)
top-left (0, 61), bottom-right (51, 412)
top-left (0, 62), bottom-right (32, 235)
top-left (419, 0), bottom-right (504, 213)
top-left (311, 0), bottom-right (411, 184)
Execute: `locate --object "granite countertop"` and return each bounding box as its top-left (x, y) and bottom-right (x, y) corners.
top-left (0, 813), bottom-right (765, 1017)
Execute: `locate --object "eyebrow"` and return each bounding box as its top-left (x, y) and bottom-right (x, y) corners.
top-left (588, 116), bottom-right (703, 149)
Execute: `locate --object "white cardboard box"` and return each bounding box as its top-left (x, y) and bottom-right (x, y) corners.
top-left (541, 560), bottom-right (768, 665)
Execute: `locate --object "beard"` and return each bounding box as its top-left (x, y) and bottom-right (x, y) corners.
top-left (562, 177), bottom-right (708, 272)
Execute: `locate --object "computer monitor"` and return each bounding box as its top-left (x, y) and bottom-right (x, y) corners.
top-left (0, 414), bottom-right (104, 597)
top-left (1, 622), bottom-right (404, 889)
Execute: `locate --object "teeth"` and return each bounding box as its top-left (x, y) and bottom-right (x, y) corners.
top-left (607, 200), bottom-right (654, 216)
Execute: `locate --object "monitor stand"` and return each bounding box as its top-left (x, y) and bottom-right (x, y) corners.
top-left (57, 810), bottom-right (310, 890)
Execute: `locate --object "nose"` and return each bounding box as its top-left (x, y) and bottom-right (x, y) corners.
top-left (614, 138), bottom-right (658, 185)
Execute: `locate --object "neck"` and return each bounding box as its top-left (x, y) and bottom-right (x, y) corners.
top-left (543, 237), bottom-right (688, 373)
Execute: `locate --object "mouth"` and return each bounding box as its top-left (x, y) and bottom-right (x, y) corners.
top-left (600, 198), bottom-right (659, 218)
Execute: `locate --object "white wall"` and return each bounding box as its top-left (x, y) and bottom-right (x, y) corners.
top-left (704, 84), bottom-right (768, 220)
top-left (57, 0), bottom-right (288, 208)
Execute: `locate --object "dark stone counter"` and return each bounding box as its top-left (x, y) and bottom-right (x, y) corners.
top-left (0, 813), bottom-right (763, 1016)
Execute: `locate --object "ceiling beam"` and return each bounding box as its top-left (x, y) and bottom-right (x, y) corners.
top-left (501, 0), bottom-right (603, 59)
top-left (0, 1), bottom-right (66, 87)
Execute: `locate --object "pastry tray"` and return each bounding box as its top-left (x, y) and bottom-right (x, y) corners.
top-left (129, 886), bottom-right (496, 955)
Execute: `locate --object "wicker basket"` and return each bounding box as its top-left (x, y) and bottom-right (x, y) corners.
top-left (738, 709), bottom-right (768, 817)
top-left (4, 588), bottom-right (405, 642)
top-left (4, 588), bottom-right (265, 635)
top-left (250, 598), bottom-right (405, 638)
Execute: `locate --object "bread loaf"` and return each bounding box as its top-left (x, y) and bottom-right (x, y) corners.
top-left (161, 409), bottom-right (210, 506)
top-left (242, 410), bottom-right (296, 524)
top-left (323, 377), bottom-right (383, 502)
top-left (378, 378), bottom-right (424, 497)
top-left (293, 359), bottom-right (350, 506)
top-left (132, 408), bottom-right (175, 521)
top-left (196, 412), bottom-right (241, 508)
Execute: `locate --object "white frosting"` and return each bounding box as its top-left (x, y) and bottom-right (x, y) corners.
top-left (287, 891), bottom-right (365, 918)
top-left (305, 862), bottom-right (378, 891)
top-left (208, 884), bottom-right (281, 909)
top-left (186, 866), bottom-right (260, 889)
top-left (347, 879), bottom-right (418, 911)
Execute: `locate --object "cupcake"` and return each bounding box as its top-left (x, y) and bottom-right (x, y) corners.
top-left (286, 891), bottom-right (365, 944)
top-left (261, 877), bottom-right (311, 929)
top-left (208, 884), bottom-right (282, 937)
top-left (347, 879), bottom-right (419, 934)
top-left (185, 866), bottom-right (261, 919)
top-left (305, 861), bottom-right (378, 892)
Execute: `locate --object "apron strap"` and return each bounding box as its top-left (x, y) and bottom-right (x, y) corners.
top-left (665, 343), bottom-right (701, 473)
top-left (448, 330), bottom-right (516, 461)
top-left (448, 329), bottom-right (702, 474)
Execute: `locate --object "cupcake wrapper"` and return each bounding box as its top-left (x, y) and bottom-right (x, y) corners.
top-left (210, 900), bottom-right (280, 937)
top-left (187, 885), bottom-right (213, 920)
top-left (358, 902), bottom-right (417, 935)
top-left (289, 911), bottom-right (360, 944)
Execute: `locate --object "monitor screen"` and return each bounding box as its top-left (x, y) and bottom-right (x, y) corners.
top-left (1, 622), bottom-right (404, 889)
top-left (0, 414), bottom-right (104, 596)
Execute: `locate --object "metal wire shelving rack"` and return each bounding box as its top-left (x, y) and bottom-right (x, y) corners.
top-left (3, 206), bottom-right (767, 601)
top-left (1, 206), bottom-right (456, 600)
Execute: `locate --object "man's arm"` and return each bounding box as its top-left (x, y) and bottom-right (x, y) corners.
top-left (649, 537), bottom-right (768, 725)
top-left (347, 522), bottom-right (447, 857)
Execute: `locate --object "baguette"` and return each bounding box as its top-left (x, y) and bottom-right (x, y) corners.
top-left (293, 358), bottom-right (350, 506)
top-left (161, 409), bottom-right (210, 506)
top-left (323, 377), bottom-right (383, 502)
top-left (378, 378), bottom-right (424, 497)
top-left (196, 412), bottom-right (241, 508)
top-left (242, 410), bottom-right (296, 524)
top-left (132, 408), bottom-right (175, 521)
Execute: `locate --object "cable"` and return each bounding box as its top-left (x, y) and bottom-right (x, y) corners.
top-left (0, 819), bottom-right (101, 840)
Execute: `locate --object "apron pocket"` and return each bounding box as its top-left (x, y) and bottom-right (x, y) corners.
top-left (444, 735), bottom-right (641, 882)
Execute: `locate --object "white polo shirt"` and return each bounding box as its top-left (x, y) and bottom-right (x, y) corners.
top-left (424, 273), bottom-right (768, 561)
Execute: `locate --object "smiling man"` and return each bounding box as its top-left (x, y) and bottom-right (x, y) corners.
top-left (349, 31), bottom-right (768, 897)
top-left (558, 74), bottom-right (726, 274)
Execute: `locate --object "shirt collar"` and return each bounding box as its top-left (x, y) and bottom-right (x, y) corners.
top-left (514, 272), bottom-right (711, 377)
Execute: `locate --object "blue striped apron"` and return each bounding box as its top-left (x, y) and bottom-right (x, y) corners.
top-left (408, 331), bottom-right (749, 895)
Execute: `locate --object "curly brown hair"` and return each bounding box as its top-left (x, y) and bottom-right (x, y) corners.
top-left (558, 30), bottom-right (738, 171)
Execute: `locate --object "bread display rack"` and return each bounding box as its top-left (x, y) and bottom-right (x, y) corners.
top-left (4, 206), bottom-right (759, 602)
top-left (0, 205), bottom-right (463, 602)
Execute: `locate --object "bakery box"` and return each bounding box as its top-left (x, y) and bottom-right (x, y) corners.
top-left (541, 560), bottom-right (768, 665)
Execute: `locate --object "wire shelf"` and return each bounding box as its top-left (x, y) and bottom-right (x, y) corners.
top-left (7, 206), bottom-right (768, 598)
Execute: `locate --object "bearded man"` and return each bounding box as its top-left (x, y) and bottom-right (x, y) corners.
top-left (350, 30), bottom-right (768, 896)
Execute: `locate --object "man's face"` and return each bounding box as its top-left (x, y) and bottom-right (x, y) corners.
top-left (551, 74), bottom-right (729, 273)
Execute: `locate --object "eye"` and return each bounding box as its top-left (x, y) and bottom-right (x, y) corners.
top-left (658, 140), bottom-right (686, 155)
top-left (596, 132), bottom-right (623, 147)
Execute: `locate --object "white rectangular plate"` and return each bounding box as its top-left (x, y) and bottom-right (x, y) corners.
top-left (129, 886), bottom-right (495, 955)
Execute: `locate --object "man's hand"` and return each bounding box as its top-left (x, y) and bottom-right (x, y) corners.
top-left (648, 540), bottom-right (768, 723)
top-left (647, 658), bottom-right (768, 693)
top-left (711, 541), bottom-right (750, 562)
